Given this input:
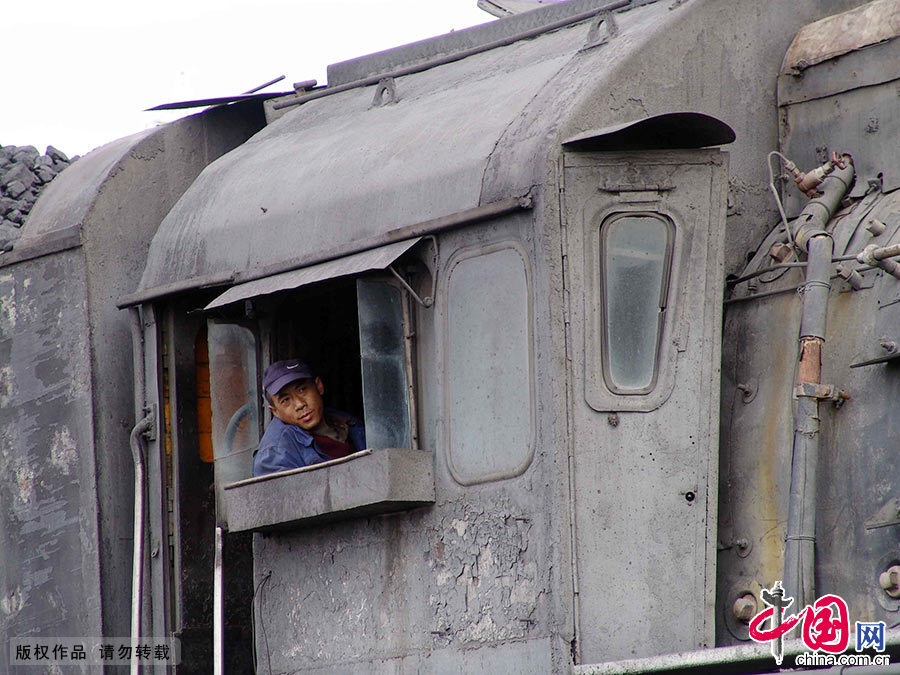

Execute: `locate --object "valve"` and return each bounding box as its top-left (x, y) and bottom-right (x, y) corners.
top-left (784, 152), bottom-right (847, 198)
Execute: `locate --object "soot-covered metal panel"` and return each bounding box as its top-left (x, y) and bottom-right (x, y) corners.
top-left (0, 250), bottom-right (100, 667)
top-left (136, 5), bottom-right (648, 297)
top-left (13, 131), bottom-right (154, 251)
top-left (563, 151), bottom-right (727, 662)
top-left (252, 491), bottom-right (553, 672)
top-left (718, 187), bottom-right (900, 645)
top-left (326, 0), bottom-right (633, 87)
top-left (445, 243), bottom-right (534, 485)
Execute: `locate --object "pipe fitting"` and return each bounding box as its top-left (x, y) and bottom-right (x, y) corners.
top-left (857, 244), bottom-right (900, 280)
top-left (836, 264), bottom-right (864, 290)
top-left (866, 219), bottom-right (887, 237)
top-left (791, 156), bottom-right (854, 253)
top-left (879, 565), bottom-right (900, 598)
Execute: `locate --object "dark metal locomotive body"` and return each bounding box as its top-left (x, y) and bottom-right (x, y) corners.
top-left (2, 1), bottom-right (898, 672)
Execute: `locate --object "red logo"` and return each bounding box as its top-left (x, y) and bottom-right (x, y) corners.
top-left (749, 582), bottom-right (850, 664)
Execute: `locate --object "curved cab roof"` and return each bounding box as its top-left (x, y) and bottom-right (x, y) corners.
top-left (135, 0), bottom-right (706, 298)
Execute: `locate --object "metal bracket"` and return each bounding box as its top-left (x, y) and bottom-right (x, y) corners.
top-left (583, 11), bottom-right (618, 49)
top-left (793, 382), bottom-right (850, 407)
top-left (141, 403), bottom-right (158, 441)
top-left (372, 77), bottom-right (399, 107)
top-left (850, 337), bottom-right (900, 368)
top-left (389, 264), bottom-right (434, 308)
top-left (866, 497), bottom-right (900, 530)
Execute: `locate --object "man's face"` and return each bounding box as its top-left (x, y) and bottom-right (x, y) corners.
top-left (268, 377), bottom-right (325, 431)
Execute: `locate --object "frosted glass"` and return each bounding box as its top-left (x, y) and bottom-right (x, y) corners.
top-left (603, 216), bottom-right (669, 392)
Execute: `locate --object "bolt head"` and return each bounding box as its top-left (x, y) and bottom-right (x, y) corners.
top-left (733, 594), bottom-right (757, 623)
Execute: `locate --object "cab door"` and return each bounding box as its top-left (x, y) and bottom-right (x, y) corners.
top-left (562, 148), bottom-right (728, 662)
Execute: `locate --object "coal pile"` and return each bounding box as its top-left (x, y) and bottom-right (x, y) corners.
top-left (0, 144), bottom-right (77, 253)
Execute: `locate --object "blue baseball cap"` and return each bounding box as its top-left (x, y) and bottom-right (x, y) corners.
top-left (263, 359), bottom-right (315, 396)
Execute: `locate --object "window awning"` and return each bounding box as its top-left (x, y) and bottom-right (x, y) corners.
top-left (204, 237), bottom-right (421, 311)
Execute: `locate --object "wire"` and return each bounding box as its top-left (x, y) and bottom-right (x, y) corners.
top-left (768, 151), bottom-right (798, 252)
top-left (727, 262), bottom-right (807, 286)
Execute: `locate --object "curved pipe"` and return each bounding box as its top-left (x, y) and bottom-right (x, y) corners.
top-left (129, 413), bottom-right (153, 675)
top-left (791, 159), bottom-right (855, 253)
top-left (783, 157), bottom-right (854, 609)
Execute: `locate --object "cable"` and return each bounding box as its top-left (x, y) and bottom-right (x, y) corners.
top-left (727, 261), bottom-right (807, 286)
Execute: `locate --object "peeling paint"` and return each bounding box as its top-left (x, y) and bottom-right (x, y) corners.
top-left (14, 462), bottom-right (37, 506)
top-left (50, 427), bottom-right (77, 476)
top-left (0, 586), bottom-right (24, 618)
top-left (0, 364), bottom-right (11, 406)
top-left (426, 501), bottom-right (541, 647)
top-left (0, 282), bottom-right (17, 328)
top-left (451, 518), bottom-right (468, 537)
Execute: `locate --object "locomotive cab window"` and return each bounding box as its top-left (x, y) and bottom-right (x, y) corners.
top-left (600, 213), bottom-right (673, 394)
top-left (205, 242), bottom-right (434, 532)
top-left (583, 202), bottom-right (683, 414)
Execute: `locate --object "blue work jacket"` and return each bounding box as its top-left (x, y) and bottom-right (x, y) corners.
top-left (252, 411), bottom-right (366, 476)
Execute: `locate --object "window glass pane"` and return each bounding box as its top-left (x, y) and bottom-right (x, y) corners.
top-left (357, 279), bottom-right (411, 449)
top-left (447, 246), bottom-right (532, 485)
top-left (602, 215), bottom-right (670, 392)
top-left (207, 322), bottom-right (260, 486)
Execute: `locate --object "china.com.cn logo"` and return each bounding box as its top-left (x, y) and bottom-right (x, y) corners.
top-left (748, 581), bottom-right (889, 667)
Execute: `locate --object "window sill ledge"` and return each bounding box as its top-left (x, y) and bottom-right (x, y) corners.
top-left (219, 448), bottom-right (434, 533)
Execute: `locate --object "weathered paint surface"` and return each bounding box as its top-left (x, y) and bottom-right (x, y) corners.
top-left (0, 250), bottom-right (99, 671)
top-left (254, 492), bottom-right (551, 671)
top-left (718, 11), bottom-right (900, 648)
top-left (247, 209), bottom-right (565, 671)
top-left (720, 186), bottom-right (900, 643)
top-left (782, 0), bottom-right (900, 71)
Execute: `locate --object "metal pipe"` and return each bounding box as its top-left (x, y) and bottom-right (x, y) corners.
top-left (214, 526), bottom-right (224, 675)
top-left (272, 0), bottom-right (630, 111)
top-left (128, 307), bottom-right (148, 675)
top-left (858, 244), bottom-right (900, 280)
top-left (783, 156), bottom-right (854, 609)
top-left (836, 263), bottom-right (864, 290)
top-left (791, 158), bottom-right (855, 253)
top-left (129, 413), bottom-right (153, 675)
top-left (556, 154), bottom-right (582, 662)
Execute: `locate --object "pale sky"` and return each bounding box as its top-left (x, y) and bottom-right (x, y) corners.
top-left (3, 1), bottom-right (492, 157)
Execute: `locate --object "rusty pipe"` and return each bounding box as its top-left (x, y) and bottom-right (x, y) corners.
top-left (791, 157), bottom-right (854, 253)
top-left (783, 157), bottom-right (854, 609)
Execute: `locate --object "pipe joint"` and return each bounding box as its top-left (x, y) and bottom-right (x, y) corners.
top-left (858, 244), bottom-right (900, 280)
top-left (796, 227), bottom-right (832, 254)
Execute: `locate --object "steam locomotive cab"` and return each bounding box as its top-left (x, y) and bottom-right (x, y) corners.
top-left (5, 1), bottom-right (900, 673)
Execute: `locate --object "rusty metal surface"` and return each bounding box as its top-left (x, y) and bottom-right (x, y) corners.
top-left (782, 0), bottom-right (900, 72)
